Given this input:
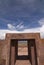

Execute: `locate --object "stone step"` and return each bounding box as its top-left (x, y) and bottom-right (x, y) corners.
top-left (15, 60), bottom-right (31, 65)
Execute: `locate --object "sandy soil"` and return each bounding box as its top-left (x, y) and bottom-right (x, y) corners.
top-left (15, 47), bottom-right (31, 65)
top-left (15, 60), bottom-right (31, 65)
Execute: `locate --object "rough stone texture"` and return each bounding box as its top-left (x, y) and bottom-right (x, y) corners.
top-left (0, 40), bottom-right (5, 59)
top-left (5, 33), bottom-right (40, 65)
top-left (0, 40), bottom-right (6, 65)
top-left (0, 33), bottom-right (44, 65)
top-left (0, 40), bottom-right (3, 60)
top-left (40, 39), bottom-right (44, 56)
top-left (39, 39), bottom-right (44, 65)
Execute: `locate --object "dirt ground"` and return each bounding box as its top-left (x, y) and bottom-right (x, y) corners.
top-left (15, 46), bottom-right (31, 65)
top-left (15, 60), bottom-right (31, 65)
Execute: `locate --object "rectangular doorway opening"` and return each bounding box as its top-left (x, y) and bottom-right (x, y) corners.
top-left (18, 40), bottom-right (28, 56)
top-left (9, 39), bottom-right (38, 65)
top-left (17, 40), bottom-right (29, 60)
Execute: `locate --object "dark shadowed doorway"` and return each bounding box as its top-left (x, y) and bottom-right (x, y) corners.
top-left (9, 39), bottom-right (38, 65)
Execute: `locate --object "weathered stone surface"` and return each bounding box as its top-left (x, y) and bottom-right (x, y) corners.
top-left (5, 33), bottom-right (40, 65)
top-left (0, 40), bottom-right (5, 59)
top-left (39, 39), bottom-right (44, 65)
top-left (0, 33), bottom-right (44, 65)
top-left (0, 59), bottom-right (6, 65)
top-left (0, 40), bottom-right (6, 65)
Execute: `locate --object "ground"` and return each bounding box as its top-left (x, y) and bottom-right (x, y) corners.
top-left (15, 45), bottom-right (31, 65)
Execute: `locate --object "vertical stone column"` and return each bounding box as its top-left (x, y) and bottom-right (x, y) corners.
top-left (11, 46), bottom-right (15, 65)
top-left (35, 39), bottom-right (40, 65)
top-left (35, 34), bottom-right (41, 65)
top-left (28, 40), bottom-right (37, 65)
top-left (5, 34), bottom-right (11, 65)
top-left (39, 39), bottom-right (44, 65)
top-left (0, 44), bottom-right (2, 61)
top-left (6, 39), bottom-right (10, 65)
top-left (31, 47), bottom-right (36, 65)
top-left (10, 40), bottom-right (18, 65)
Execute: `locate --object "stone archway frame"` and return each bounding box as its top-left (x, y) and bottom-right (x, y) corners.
top-left (5, 33), bottom-right (41, 65)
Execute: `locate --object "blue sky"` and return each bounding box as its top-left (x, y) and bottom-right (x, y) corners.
top-left (0, 0), bottom-right (44, 39)
top-left (0, 0), bottom-right (44, 29)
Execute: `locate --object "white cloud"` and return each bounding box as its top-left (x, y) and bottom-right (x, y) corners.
top-left (16, 22), bottom-right (23, 28)
top-left (16, 22), bottom-right (24, 29)
top-left (22, 27), bottom-right (40, 33)
top-left (0, 30), bottom-right (9, 40)
top-left (0, 29), bottom-right (20, 39)
top-left (0, 28), bottom-right (41, 40)
top-left (39, 18), bottom-right (44, 26)
top-left (19, 25), bottom-right (24, 29)
top-left (7, 24), bottom-right (15, 30)
top-left (0, 26), bottom-right (41, 40)
top-left (7, 22), bottom-right (24, 30)
top-left (40, 25), bottom-right (44, 32)
top-left (40, 25), bottom-right (44, 38)
top-left (38, 18), bottom-right (44, 38)
top-left (1, 18), bottom-right (44, 39)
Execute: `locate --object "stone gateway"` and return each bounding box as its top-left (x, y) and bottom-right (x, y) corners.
top-left (0, 33), bottom-right (44, 65)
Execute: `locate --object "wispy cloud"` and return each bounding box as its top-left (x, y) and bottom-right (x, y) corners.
top-left (0, 24), bottom-right (44, 39)
top-left (0, 19), bottom-right (43, 38)
top-left (0, 29), bottom-right (20, 39)
top-left (39, 18), bottom-right (44, 26)
top-left (0, 0), bottom-right (44, 39)
top-left (16, 22), bottom-right (23, 28)
top-left (16, 22), bottom-right (24, 30)
top-left (0, 18), bottom-right (44, 39)
top-left (7, 22), bottom-right (25, 30)
top-left (7, 24), bottom-right (15, 30)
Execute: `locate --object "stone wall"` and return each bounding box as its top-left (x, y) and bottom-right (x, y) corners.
top-left (39, 39), bottom-right (44, 65)
top-left (0, 33), bottom-right (44, 65)
top-left (0, 40), bottom-right (3, 60)
top-left (5, 33), bottom-right (40, 65)
top-left (0, 40), bottom-right (6, 64)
